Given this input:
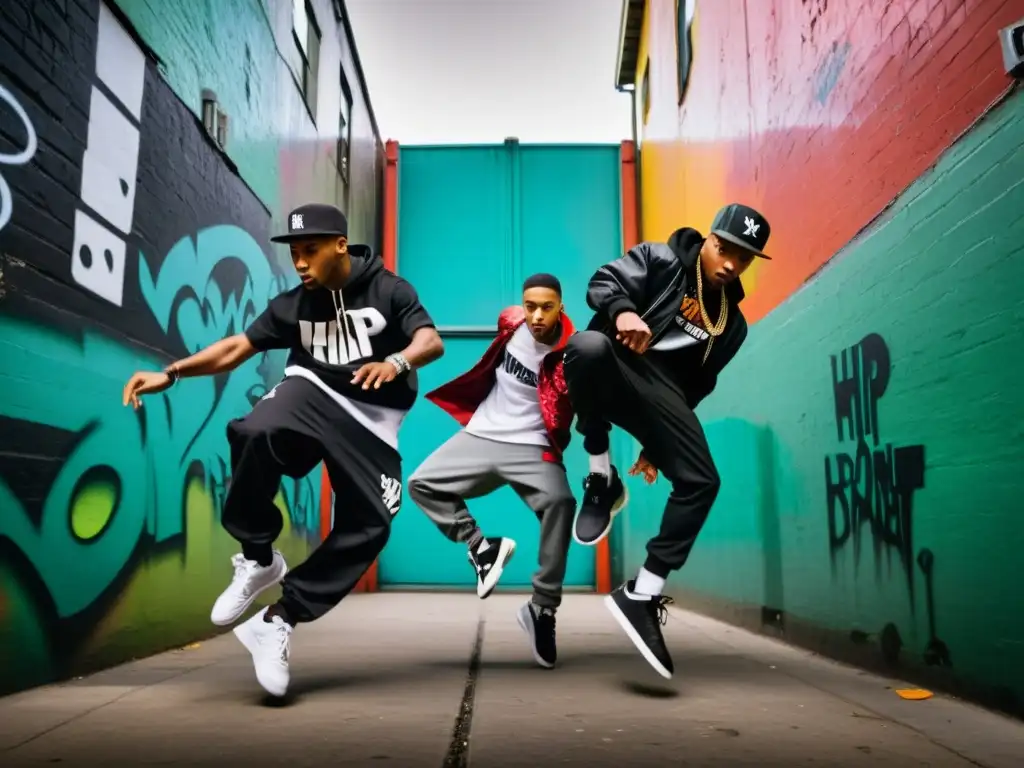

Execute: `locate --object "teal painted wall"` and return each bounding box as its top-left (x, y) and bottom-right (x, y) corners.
top-left (113, 0), bottom-right (282, 207)
top-left (383, 144), bottom-right (623, 592)
top-left (614, 89), bottom-right (1024, 712)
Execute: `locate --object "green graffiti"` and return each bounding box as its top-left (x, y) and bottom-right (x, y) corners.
top-left (69, 469), bottom-right (119, 542)
top-left (0, 225), bottom-right (318, 623)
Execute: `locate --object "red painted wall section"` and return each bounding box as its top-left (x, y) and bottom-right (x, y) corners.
top-left (326, 142), bottom-right (399, 594)
top-left (346, 141), bottom-right (400, 593)
top-left (639, 0), bottom-right (1021, 323)
top-left (382, 140), bottom-right (399, 273)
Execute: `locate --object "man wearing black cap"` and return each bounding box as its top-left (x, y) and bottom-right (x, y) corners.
top-left (122, 203), bottom-right (444, 698)
top-left (561, 203), bottom-right (771, 679)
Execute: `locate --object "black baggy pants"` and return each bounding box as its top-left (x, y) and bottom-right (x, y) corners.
top-left (222, 376), bottom-right (401, 623)
top-left (562, 331), bottom-right (720, 578)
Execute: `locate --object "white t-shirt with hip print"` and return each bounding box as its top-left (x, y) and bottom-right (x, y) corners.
top-left (466, 324), bottom-right (553, 446)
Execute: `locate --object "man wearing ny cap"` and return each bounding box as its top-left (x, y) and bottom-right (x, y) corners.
top-left (122, 203), bottom-right (444, 699)
top-left (561, 203), bottom-right (771, 679)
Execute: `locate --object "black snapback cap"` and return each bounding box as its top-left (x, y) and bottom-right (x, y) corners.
top-left (271, 203), bottom-right (348, 243)
top-left (710, 203), bottom-right (771, 259)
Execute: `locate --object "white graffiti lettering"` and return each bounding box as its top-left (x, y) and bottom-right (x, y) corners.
top-left (70, 3), bottom-right (146, 307)
top-left (0, 83), bottom-right (39, 233)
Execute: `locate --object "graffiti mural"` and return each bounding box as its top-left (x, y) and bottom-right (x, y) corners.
top-left (824, 333), bottom-right (926, 597)
top-left (0, 0), bottom-right (319, 694)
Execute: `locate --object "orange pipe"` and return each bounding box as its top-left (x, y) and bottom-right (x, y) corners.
top-left (596, 531), bottom-right (612, 594)
top-left (382, 140), bottom-right (399, 273)
top-left (620, 140), bottom-right (639, 249)
top-left (319, 462), bottom-right (332, 543)
top-left (351, 140), bottom-right (400, 593)
top-left (593, 140), bottom-right (641, 595)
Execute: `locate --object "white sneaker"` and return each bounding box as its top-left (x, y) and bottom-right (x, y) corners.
top-left (210, 551), bottom-right (288, 626)
top-left (233, 607), bottom-right (291, 697)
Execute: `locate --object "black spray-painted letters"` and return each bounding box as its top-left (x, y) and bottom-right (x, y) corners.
top-left (824, 333), bottom-right (926, 600)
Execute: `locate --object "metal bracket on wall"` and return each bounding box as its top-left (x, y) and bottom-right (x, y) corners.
top-left (436, 325), bottom-right (498, 338)
top-left (1000, 20), bottom-right (1024, 78)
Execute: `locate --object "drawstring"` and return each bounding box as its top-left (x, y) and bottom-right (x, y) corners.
top-left (331, 289), bottom-right (351, 359)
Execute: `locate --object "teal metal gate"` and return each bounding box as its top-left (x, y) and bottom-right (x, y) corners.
top-left (380, 142), bottom-right (624, 590)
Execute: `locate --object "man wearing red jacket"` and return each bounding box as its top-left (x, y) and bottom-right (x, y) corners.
top-left (408, 273), bottom-right (592, 669)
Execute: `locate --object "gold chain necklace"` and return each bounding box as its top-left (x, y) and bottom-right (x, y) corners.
top-left (695, 253), bottom-right (728, 363)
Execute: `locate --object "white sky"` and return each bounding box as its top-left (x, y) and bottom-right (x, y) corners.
top-left (345, 0), bottom-right (633, 145)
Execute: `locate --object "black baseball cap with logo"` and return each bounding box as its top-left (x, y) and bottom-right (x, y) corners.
top-left (710, 203), bottom-right (771, 259)
top-left (271, 203), bottom-right (348, 243)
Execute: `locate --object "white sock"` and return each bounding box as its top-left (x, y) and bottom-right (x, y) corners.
top-left (589, 452), bottom-right (611, 477)
top-left (633, 567), bottom-right (665, 597)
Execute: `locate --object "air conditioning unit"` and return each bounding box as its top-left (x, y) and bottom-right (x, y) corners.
top-left (201, 88), bottom-right (228, 150)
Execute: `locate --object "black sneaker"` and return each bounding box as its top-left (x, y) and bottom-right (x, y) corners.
top-left (573, 467), bottom-right (628, 545)
top-left (604, 580), bottom-right (674, 679)
top-left (467, 536), bottom-right (516, 598)
top-left (516, 601), bottom-right (557, 669)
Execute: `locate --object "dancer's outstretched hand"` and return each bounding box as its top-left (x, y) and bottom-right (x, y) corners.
top-left (628, 453), bottom-right (658, 484)
top-left (351, 361), bottom-right (399, 390)
top-left (123, 371), bottom-right (173, 409)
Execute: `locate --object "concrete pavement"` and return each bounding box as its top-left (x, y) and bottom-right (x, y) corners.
top-left (1, 593), bottom-right (1022, 767)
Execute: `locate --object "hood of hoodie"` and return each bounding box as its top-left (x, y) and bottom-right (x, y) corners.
top-left (666, 227), bottom-right (746, 305)
top-left (339, 244), bottom-right (382, 296)
top-left (320, 245), bottom-right (388, 371)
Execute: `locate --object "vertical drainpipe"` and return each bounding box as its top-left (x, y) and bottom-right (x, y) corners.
top-left (631, 86), bottom-right (642, 241)
top-left (618, 82), bottom-right (642, 243)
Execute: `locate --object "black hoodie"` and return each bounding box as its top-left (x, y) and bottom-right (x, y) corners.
top-left (245, 246), bottom-right (436, 415)
top-left (584, 228), bottom-right (748, 409)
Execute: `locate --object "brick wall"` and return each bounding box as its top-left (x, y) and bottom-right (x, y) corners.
top-left (113, 0), bottom-right (384, 250)
top-left (635, 0), bottom-right (1022, 322)
top-left (0, 0), bottom-right (352, 695)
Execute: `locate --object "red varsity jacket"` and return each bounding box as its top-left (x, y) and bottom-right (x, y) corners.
top-left (424, 306), bottom-right (576, 464)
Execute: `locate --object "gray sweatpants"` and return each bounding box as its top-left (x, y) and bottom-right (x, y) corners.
top-left (407, 430), bottom-right (576, 609)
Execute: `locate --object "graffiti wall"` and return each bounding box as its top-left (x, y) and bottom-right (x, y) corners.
top-left (633, 0), bottom-right (1023, 323)
top-left (0, 0), bottom-right (321, 694)
top-left (614, 0), bottom-right (1024, 715)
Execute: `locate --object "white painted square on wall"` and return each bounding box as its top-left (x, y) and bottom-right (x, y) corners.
top-left (79, 87), bottom-right (140, 235)
top-left (96, 2), bottom-right (146, 121)
top-left (70, 208), bottom-right (127, 307)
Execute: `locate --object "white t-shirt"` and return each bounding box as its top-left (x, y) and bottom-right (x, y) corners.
top-left (465, 324), bottom-right (552, 446)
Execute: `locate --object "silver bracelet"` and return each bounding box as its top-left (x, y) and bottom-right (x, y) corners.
top-left (385, 353), bottom-right (411, 374)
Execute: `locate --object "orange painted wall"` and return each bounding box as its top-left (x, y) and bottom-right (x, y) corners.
top-left (636, 0), bottom-right (1021, 323)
